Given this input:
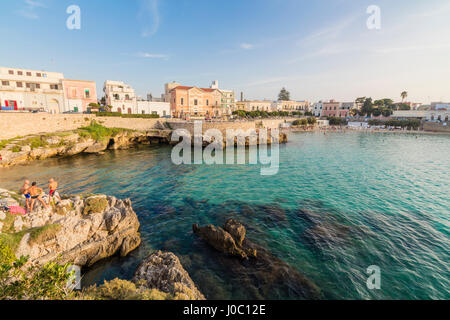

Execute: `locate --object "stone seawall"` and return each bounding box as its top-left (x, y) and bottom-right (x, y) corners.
top-left (167, 118), bottom-right (295, 135)
top-left (0, 113), bottom-right (168, 140)
top-left (423, 122), bottom-right (450, 133)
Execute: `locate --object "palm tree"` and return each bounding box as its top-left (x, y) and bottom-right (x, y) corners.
top-left (401, 91), bottom-right (408, 103)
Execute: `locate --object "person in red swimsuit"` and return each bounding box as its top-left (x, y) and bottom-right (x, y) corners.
top-left (48, 178), bottom-right (62, 203)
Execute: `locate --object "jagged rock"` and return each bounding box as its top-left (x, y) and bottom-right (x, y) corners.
top-left (14, 216), bottom-right (24, 232)
top-left (44, 136), bottom-right (61, 145)
top-left (30, 147), bottom-right (59, 160)
top-left (84, 141), bottom-right (108, 154)
top-left (223, 218), bottom-right (246, 247)
top-left (65, 140), bottom-right (95, 156)
top-left (193, 223), bottom-right (249, 259)
top-left (21, 145), bottom-right (31, 152)
top-left (133, 251), bottom-right (205, 300)
top-left (15, 195), bottom-right (141, 267)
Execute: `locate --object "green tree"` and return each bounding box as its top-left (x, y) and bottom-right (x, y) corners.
top-left (397, 103), bottom-right (411, 111)
top-left (401, 91), bottom-right (408, 102)
top-left (278, 87), bottom-right (290, 101)
top-left (383, 99), bottom-right (394, 107)
top-left (361, 98), bottom-right (374, 116)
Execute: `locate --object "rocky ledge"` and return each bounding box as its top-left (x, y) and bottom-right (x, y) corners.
top-left (0, 189), bottom-right (141, 267)
top-left (0, 126), bottom-right (172, 168)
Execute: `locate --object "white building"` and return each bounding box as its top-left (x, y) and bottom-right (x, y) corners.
top-left (104, 80), bottom-right (137, 114)
top-left (104, 80), bottom-right (170, 117)
top-left (312, 101), bottom-right (324, 117)
top-left (0, 67), bottom-right (65, 113)
top-left (137, 101), bottom-right (170, 117)
top-left (393, 110), bottom-right (450, 122)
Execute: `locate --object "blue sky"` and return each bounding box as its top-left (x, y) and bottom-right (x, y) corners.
top-left (1, 0), bottom-right (450, 103)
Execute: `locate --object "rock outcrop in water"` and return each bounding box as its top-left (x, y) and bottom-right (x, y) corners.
top-left (0, 189), bottom-right (141, 267)
top-left (193, 219), bottom-right (322, 300)
top-left (133, 251), bottom-right (205, 300)
top-left (193, 219), bottom-right (257, 259)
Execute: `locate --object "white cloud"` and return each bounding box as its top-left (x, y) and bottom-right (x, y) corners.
top-left (137, 52), bottom-right (169, 59)
top-left (18, 0), bottom-right (46, 19)
top-left (25, 0), bottom-right (45, 8)
top-left (138, 0), bottom-right (160, 38)
top-left (240, 43), bottom-right (254, 50)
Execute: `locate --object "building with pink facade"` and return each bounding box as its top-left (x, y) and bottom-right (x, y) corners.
top-left (62, 79), bottom-right (97, 113)
top-left (321, 100), bottom-right (350, 118)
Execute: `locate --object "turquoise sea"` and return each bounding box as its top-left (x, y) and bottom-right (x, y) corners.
top-left (0, 131), bottom-right (449, 300)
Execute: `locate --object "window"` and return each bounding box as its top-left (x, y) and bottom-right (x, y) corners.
top-left (18, 71), bottom-right (23, 75)
top-left (1, 81), bottom-right (10, 86)
top-left (16, 82), bottom-right (23, 88)
top-left (194, 99), bottom-right (198, 106)
top-left (26, 83), bottom-right (31, 88)
top-left (206, 99), bottom-right (209, 106)
top-left (114, 94), bottom-right (120, 100)
top-left (42, 73), bottom-right (47, 78)
top-left (50, 84), bottom-right (59, 90)
top-left (8, 70), bottom-right (14, 75)
top-left (85, 90), bottom-right (90, 98)
top-left (181, 98), bottom-right (184, 105)
top-left (36, 73), bottom-right (42, 77)
top-left (26, 72), bottom-right (32, 76)
top-left (142, 110), bottom-right (145, 114)
top-left (36, 84), bottom-right (40, 89)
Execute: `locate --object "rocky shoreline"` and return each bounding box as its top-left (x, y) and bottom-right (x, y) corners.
top-left (1, 188), bottom-right (322, 300)
top-left (0, 188), bottom-right (204, 300)
top-left (0, 123), bottom-right (288, 168)
top-left (0, 128), bottom-right (172, 168)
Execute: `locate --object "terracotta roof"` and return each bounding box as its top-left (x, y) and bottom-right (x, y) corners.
top-left (171, 86), bottom-right (193, 91)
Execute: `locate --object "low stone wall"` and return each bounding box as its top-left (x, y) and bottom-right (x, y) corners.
top-left (167, 118), bottom-right (297, 135)
top-left (0, 113), bottom-right (167, 139)
top-left (0, 113), bottom-right (297, 140)
top-left (423, 122), bottom-right (450, 133)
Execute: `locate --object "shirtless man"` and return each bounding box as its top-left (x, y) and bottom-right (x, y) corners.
top-left (20, 180), bottom-right (31, 211)
top-left (29, 182), bottom-right (49, 211)
top-left (48, 178), bottom-right (61, 203)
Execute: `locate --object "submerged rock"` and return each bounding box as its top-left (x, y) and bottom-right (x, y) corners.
top-left (193, 219), bottom-right (322, 300)
top-left (133, 250), bottom-right (205, 300)
top-left (193, 221), bottom-right (256, 259)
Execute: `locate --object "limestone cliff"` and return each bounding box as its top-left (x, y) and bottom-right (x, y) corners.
top-left (0, 189), bottom-right (141, 267)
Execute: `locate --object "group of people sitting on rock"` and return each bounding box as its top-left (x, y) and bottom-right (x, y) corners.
top-left (20, 178), bottom-right (62, 212)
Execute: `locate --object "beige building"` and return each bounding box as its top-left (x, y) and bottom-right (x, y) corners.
top-left (104, 80), bottom-right (137, 114)
top-left (236, 100), bottom-right (272, 112)
top-left (0, 67), bottom-right (65, 113)
top-left (210, 81), bottom-right (235, 116)
top-left (271, 100), bottom-right (310, 112)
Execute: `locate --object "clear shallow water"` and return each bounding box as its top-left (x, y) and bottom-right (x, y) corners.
top-left (0, 131), bottom-right (449, 300)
